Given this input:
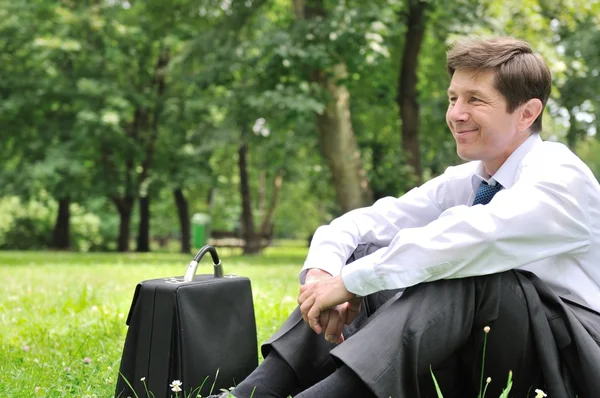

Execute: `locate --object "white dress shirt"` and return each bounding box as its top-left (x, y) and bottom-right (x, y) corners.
top-left (301, 133), bottom-right (600, 313)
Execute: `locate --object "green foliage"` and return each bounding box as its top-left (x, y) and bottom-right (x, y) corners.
top-left (0, 196), bottom-right (106, 251)
top-left (576, 137), bottom-right (600, 179)
top-left (0, 196), bottom-right (55, 250)
top-left (2, 0), bottom-right (600, 248)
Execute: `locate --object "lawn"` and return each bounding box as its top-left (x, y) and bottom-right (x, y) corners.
top-left (0, 245), bottom-right (305, 397)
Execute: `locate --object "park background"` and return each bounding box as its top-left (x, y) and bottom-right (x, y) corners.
top-left (1, 0), bottom-right (599, 396)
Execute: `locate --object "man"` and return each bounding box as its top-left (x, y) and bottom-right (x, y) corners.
top-left (210, 37), bottom-right (600, 397)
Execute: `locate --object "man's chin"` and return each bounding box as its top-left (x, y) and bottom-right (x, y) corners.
top-left (456, 149), bottom-right (476, 162)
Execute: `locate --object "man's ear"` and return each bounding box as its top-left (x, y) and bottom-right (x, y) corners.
top-left (518, 98), bottom-right (543, 131)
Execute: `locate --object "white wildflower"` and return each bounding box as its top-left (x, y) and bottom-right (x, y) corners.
top-left (535, 389), bottom-right (547, 398)
top-left (170, 380), bottom-right (183, 393)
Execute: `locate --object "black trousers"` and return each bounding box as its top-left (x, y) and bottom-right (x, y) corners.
top-left (263, 271), bottom-right (542, 398)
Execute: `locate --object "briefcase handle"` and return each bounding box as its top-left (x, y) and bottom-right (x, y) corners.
top-left (183, 245), bottom-right (224, 282)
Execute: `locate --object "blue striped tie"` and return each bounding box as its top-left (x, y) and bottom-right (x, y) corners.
top-left (472, 181), bottom-right (503, 206)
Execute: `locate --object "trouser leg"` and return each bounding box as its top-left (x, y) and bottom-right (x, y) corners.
top-left (259, 242), bottom-right (384, 393)
top-left (261, 306), bottom-right (338, 391)
top-left (260, 297), bottom-right (374, 393)
top-left (331, 271), bottom-right (541, 398)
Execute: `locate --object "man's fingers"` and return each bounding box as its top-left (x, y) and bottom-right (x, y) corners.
top-left (297, 285), bottom-right (312, 305)
top-left (298, 282), bottom-right (317, 306)
top-left (319, 311), bottom-right (330, 336)
top-left (323, 308), bottom-right (341, 343)
top-left (299, 283), bottom-right (309, 294)
top-left (297, 276), bottom-right (352, 336)
top-left (299, 296), bottom-right (315, 326)
top-left (306, 302), bottom-right (323, 334)
top-left (300, 296), bottom-right (322, 334)
top-left (334, 309), bottom-right (346, 344)
top-left (345, 297), bottom-right (362, 325)
top-left (325, 306), bottom-right (346, 344)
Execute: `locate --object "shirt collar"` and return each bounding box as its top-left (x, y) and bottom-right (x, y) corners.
top-left (471, 133), bottom-right (542, 191)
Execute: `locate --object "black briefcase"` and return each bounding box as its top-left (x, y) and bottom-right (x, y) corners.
top-left (115, 245), bottom-right (258, 398)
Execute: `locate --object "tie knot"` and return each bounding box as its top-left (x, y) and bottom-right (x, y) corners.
top-left (472, 181), bottom-right (503, 206)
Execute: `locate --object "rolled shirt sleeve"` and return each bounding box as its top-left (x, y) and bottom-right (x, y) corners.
top-left (300, 167), bottom-right (466, 284)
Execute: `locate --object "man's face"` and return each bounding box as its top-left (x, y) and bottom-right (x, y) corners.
top-left (446, 68), bottom-right (528, 175)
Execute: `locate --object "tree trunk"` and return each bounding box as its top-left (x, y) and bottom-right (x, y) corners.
top-left (238, 132), bottom-right (261, 255)
top-left (174, 188), bottom-right (191, 254)
top-left (206, 186), bottom-right (215, 209)
top-left (397, 0), bottom-right (428, 186)
top-left (51, 197), bottom-right (70, 250)
top-left (258, 171), bottom-right (266, 224)
top-left (313, 64), bottom-right (373, 213)
top-left (293, 0), bottom-right (372, 213)
top-left (370, 141), bottom-right (390, 201)
top-left (113, 197), bottom-right (135, 252)
top-left (134, 48), bottom-right (169, 252)
top-left (259, 170), bottom-right (284, 245)
top-left (136, 195), bottom-right (150, 252)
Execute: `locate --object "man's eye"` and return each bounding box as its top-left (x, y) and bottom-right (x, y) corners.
top-left (448, 97), bottom-right (457, 104)
top-left (469, 97), bottom-right (481, 102)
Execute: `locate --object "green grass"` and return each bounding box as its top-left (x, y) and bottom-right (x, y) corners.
top-left (0, 246), bottom-right (305, 397)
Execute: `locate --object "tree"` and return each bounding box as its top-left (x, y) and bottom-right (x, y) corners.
top-left (0, 1), bottom-right (95, 249)
top-left (58, 0), bottom-right (201, 251)
top-left (396, 0), bottom-right (430, 185)
top-left (291, 0), bottom-right (373, 213)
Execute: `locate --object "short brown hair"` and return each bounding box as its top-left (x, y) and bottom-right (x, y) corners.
top-left (446, 37), bottom-right (551, 133)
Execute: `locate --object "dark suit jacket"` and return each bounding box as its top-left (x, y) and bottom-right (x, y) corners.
top-left (515, 271), bottom-right (600, 398)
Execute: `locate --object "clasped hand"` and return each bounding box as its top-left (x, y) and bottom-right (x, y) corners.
top-left (297, 270), bottom-right (362, 344)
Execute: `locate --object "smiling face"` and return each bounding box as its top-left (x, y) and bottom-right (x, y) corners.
top-left (446, 68), bottom-right (537, 176)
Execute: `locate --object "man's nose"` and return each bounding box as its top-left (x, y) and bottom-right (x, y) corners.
top-left (448, 101), bottom-right (470, 123)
